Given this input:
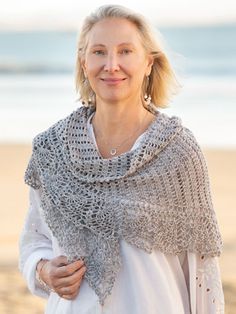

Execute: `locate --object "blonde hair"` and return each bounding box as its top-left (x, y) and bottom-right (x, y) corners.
top-left (75, 4), bottom-right (181, 109)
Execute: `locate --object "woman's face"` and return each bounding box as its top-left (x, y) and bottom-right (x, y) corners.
top-left (82, 18), bottom-right (153, 105)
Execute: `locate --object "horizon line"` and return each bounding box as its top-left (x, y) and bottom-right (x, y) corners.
top-left (0, 20), bottom-right (235, 32)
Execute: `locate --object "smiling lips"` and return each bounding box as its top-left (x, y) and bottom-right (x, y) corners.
top-left (100, 78), bottom-right (126, 85)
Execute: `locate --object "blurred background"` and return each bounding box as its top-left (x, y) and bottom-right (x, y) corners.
top-left (0, 0), bottom-right (235, 313)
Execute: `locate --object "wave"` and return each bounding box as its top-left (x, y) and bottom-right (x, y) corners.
top-left (0, 59), bottom-right (236, 76)
top-left (0, 63), bottom-right (73, 74)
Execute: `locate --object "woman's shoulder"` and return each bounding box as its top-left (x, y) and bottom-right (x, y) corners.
top-left (171, 118), bottom-right (208, 172)
top-left (158, 111), bottom-right (199, 147)
top-left (31, 105), bottom-right (87, 149)
top-left (159, 111), bottom-right (205, 163)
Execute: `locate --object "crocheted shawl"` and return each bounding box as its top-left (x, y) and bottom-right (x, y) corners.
top-left (24, 105), bottom-right (223, 305)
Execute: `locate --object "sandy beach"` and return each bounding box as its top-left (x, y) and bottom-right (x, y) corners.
top-left (0, 144), bottom-right (235, 313)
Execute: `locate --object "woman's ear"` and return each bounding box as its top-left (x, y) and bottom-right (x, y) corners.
top-left (146, 55), bottom-right (154, 76)
top-left (81, 59), bottom-right (87, 77)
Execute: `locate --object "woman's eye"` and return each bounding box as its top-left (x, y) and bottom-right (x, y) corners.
top-left (93, 50), bottom-right (105, 55)
top-left (120, 49), bottom-right (132, 54)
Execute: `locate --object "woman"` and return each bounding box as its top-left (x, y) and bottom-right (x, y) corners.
top-left (19, 4), bottom-right (225, 314)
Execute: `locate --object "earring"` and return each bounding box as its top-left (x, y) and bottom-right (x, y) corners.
top-left (81, 97), bottom-right (93, 106)
top-left (144, 94), bottom-right (151, 106)
top-left (144, 75), bottom-right (151, 106)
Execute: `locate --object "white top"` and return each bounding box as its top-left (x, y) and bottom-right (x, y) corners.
top-left (19, 112), bottom-right (225, 313)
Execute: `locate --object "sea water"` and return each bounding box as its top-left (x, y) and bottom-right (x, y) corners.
top-left (0, 25), bottom-right (235, 148)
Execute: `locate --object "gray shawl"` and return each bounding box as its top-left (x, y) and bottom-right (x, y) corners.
top-left (24, 105), bottom-right (223, 305)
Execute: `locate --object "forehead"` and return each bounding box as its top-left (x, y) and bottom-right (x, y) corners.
top-left (87, 18), bottom-right (143, 47)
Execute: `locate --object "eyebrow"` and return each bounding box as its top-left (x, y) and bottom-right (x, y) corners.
top-left (90, 42), bottom-right (135, 48)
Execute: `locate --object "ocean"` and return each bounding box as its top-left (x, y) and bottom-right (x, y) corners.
top-left (0, 24), bottom-right (236, 148)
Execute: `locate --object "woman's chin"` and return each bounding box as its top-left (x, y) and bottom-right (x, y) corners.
top-left (97, 94), bottom-right (127, 105)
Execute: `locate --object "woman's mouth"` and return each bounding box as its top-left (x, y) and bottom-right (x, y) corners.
top-left (100, 78), bottom-right (127, 85)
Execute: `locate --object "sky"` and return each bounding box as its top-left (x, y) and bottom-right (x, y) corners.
top-left (0, 0), bottom-right (236, 30)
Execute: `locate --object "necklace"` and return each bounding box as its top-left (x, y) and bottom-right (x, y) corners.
top-left (91, 110), bottom-right (149, 156)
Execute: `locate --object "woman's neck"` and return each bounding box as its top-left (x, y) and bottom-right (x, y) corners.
top-left (91, 100), bottom-right (155, 141)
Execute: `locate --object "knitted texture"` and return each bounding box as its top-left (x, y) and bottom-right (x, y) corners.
top-left (24, 105), bottom-right (223, 305)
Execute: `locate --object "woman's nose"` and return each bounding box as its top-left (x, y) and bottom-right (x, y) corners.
top-left (103, 53), bottom-right (120, 72)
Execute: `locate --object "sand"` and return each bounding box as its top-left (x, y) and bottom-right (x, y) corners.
top-left (0, 144), bottom-right (235, 313)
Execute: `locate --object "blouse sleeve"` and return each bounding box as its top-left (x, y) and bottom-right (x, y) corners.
top-left (187, 252), bottom-right (225, 314)
top-left (18, 187), bottom-right (54, 299)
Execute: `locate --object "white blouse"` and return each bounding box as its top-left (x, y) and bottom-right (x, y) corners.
top-left (19, 112), bottom-right (225, 313)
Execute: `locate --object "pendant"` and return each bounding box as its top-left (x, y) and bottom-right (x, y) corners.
top-left (110, 148), bottom-right (117, 155)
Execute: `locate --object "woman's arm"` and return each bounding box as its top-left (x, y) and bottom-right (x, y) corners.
top-left (18, 187), bottom-right (54, 298)
top-left (19, 187), bottom-right (87, 300)
top-left (188, 252), bottom-right (225, 314)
